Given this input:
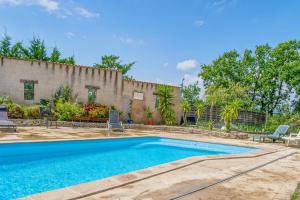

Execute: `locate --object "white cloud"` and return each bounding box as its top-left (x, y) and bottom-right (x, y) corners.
top-left (0, 0), bottom-right (59, 12)
top-left (0, 0), bottom-right (99, 19)
top-left (114, 35), bottom-right (145, 45)
top-left (74, 7), bottom-right (99, 18)
top-left (194, 20), bottom-right (205, 27)
top-left (212, 0), bottom-right (237, 13)
top-left (64, 31), bottom-right (75, 39)
top-left (176, 59), bottom-right (199, 71)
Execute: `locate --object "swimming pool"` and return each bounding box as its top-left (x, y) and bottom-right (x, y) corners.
top-left (0, 137), bottom-right (257, 199)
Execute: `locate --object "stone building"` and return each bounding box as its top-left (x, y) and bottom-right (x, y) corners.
top-left (0, 57), bottom-right (182, 124)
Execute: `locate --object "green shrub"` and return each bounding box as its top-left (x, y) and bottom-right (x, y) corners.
top-left (0, 96), bottom-right (24, 118)
top-left (55, 99), bottom-right (83, 121)
top-left (22, 105), bottom-right (40, 119)
top-left (164, 109), bottom-right (177, 125)
top-left (291, 183), bottom-right (300, 200)
top-left (53, 85), bottom-right (73, 103)
top-left (0, 96), bottom-right (13, 105)
top-left (266, 113), bottom-right (300, 133)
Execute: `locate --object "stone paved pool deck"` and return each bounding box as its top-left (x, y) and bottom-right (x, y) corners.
top-left (1, 127), bottom-right (299, 200)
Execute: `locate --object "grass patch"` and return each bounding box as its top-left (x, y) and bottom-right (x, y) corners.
top-left (291, 183), bottom-right (300, 200)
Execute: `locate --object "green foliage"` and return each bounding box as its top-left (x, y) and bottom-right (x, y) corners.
top-left (55, 99), bottom-right (83, 121)
top-left (266, 113), bottom-right (300, 133)
top-left (156, 85), bottom-right (176, 125)
top-left (0, 96), bottom-right (13, 105)
top-left (25, 37), bottom-right (48, 61)
top-left (164, 109), bottom-right (177, 125)
top-left (94, 55), bottom-right (135, 75)
top-left (49, 47), bottom-right (61, 62)
top-left (221, 100), bottom-right (242, 132)
top-left (205, 85), bottom-right (227, 129)
top-left (0, 96), bottom-right (24, 118)
top-left (59, 56), bottom-right (75, 64)
top-left (291, 183), bottom-right (300, 200)
top-left (22, 105), bottom-right (40, 119)
top-left (181, 100), bottom-right (191, 125)
top-left (199, 40), bottom-right (300, 115)
top-left (195, 99), bottom-right (205, 124)
top-left (0, 34), bottom-right (11, 57)
top-left (0, 34), bottom-right (75, 64)
top-left (181, 82), bottom-right (201, 105)
top-left (145, 106), bottom-right (153, 120)
top-left (9, 42), bottom-right (26, 58)
top-left (53, 85), bottom-right (73, 103)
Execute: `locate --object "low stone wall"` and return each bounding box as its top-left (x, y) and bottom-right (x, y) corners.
top-left (11, 119), bottom-right (107, 128)
top-left (125, 124), bottom-right (249, 139)
top-left (11, 119), bottom-right (249, 139)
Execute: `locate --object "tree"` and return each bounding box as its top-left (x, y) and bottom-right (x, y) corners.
top-left (156, 85), bottom-right (176, 125)
top-left (194, 99), bottom-right (205, 124)
top-left (199, 40), bottom-right (300, 115)
top-left (9, 42), bottom-right (26, 58)
top-left (181, 81), bottom-right (201, 105)
top-left (49, 47), bottom-right (61, 62)
top-left (94, 55), bottom-right (135, 75)
top-left (59, 56), bottom-right (75, 64)
top-left (25, 37), bottom-right (48, 61)
top-left (200, 50), bottom-right (246, 88)
top-left (221, 100), bottom-right (241, 132)
top-left (181, 100), bottom-right (191, 125)
top-left (205, 85), bottom-right (226, 130)
top-left (0, 34), bottom-right (11, 57)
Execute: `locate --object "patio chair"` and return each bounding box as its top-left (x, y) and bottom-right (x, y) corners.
top-left (252, 125), bottom-right (289, 142)
top-left (282, 130), bottom-right (300, 147)
top-left (107, 110), bottom-right (124, 133)
top-left (0, 105), bottom-right (16, 131)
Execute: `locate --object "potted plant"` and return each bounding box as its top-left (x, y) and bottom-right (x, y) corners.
top-left (145, 106), bottom-right (154, 125)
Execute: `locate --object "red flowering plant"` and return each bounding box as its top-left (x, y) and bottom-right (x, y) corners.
top-left (83, 103), bottom-right (109, 119)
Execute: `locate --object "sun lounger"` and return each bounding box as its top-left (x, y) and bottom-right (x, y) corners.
top-left (107, 110), bottom-right (124, 133)
top-left (0, 105), bottom-right (16, 131)
top-left (282, 131), bottom-right (300, 147)
top-left (253, 125), bottom-right (289, 142)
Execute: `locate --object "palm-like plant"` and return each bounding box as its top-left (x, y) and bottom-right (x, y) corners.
top-left (181, 100), bottom-right (191, 125)
top-left (194, 99), bottom-right (205, 124)
top-left (156, 85), bottom-right (176, 125)
top-left (221, 100), bottom-right (241, 132)
top-left (205, 86), bottom-right (226, 130)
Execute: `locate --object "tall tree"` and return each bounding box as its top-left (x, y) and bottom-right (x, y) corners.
top-left (49, 47), bottom-right (61, 62)
top-left (181, 81), bottom-right (201, 105)
top-left (0, 34), bottom-right (11, 57)
top-left (9, 42), bottom-right (26, 58)
top-left (94, 55), bottom-right (135, 75)
top-left (199, 40), bottom-right (300, 115)
top-left (25, 37), bottom-right (48, 61)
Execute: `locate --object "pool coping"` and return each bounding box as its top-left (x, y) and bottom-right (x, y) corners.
top-left (11, 136), bottom-right (277, 200)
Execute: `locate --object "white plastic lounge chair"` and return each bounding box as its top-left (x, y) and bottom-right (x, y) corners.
top-left (282, 131), bottom-right (300, 147)
top-left (0, 105), bottom-right (16, 131)
top-left (107, 110), bottom-right (124, 134)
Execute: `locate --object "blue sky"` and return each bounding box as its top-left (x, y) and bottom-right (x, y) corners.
top-left (0, 0), bottom-right (299, 89)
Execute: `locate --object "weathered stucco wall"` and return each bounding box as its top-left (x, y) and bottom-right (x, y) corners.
top-left (0, 57), bottom-right (182, 124)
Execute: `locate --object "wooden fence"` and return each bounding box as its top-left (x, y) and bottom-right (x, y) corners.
top-left (187, 106), bottom-right (266, 125)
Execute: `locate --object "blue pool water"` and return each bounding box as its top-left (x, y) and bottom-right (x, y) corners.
top-left (0, 137), bottom-right (257, 199)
